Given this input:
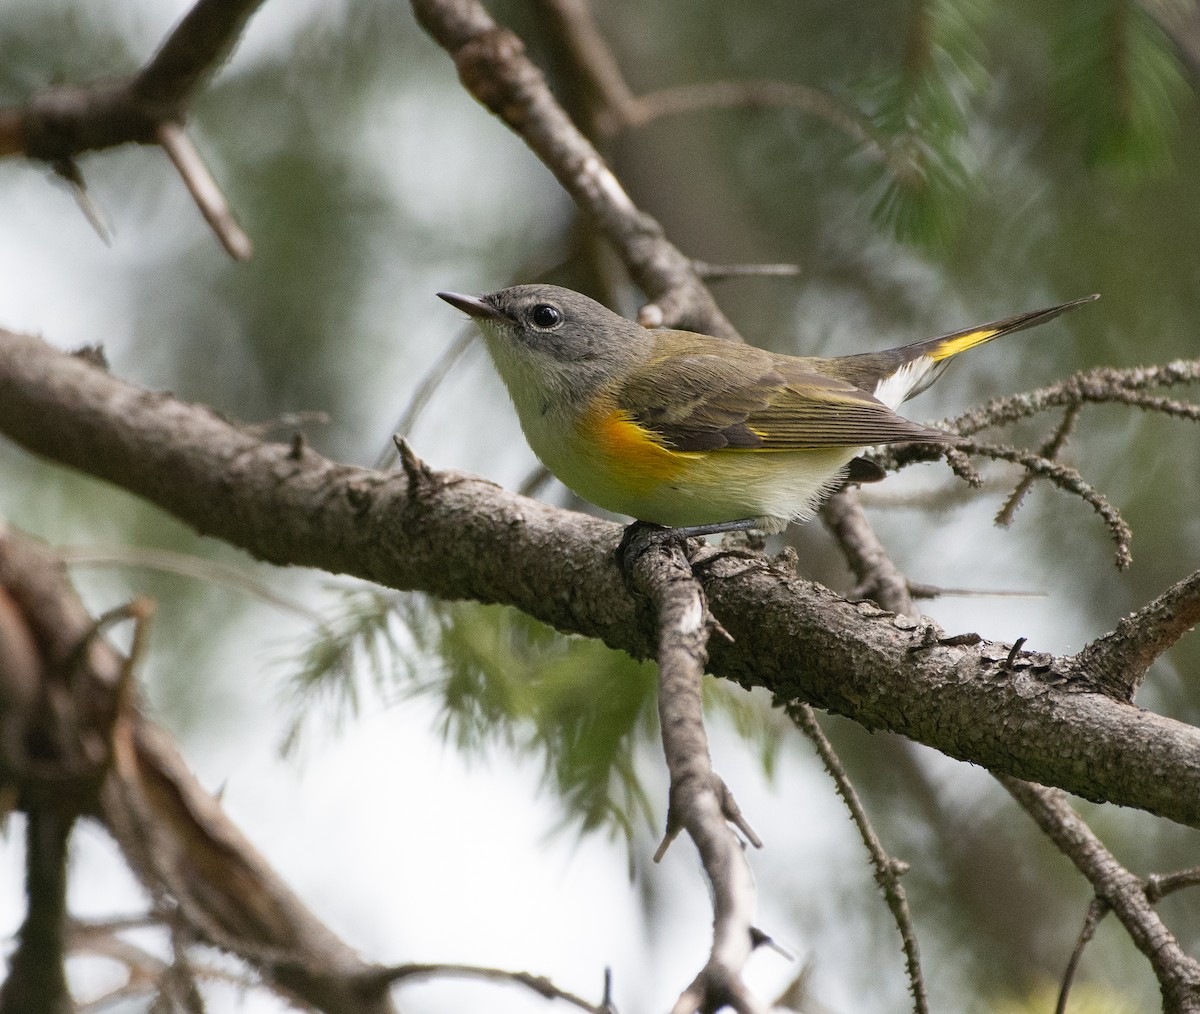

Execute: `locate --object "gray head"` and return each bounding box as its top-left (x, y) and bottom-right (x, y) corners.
top-left (437, 284), bottom-right (650, 416)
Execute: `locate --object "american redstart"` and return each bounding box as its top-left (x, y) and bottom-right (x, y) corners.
top-left (438, 285), bottom-right (1098, 536)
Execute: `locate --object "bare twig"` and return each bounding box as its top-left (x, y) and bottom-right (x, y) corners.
top-left (56, 543), bottom-right (325, 624)
top-left (953, 437), bottom-right (1133, 569)
top-left (996, 403), bottom-right (1081, 527)
top-left (944, 359), bottom-right (1200, 436)
top-left (374, 325), bottom-right (476, 470)
top-left (69, 916), bottom-right (259, 1012)
top-left (0, 0), bottom-right (267, 257)
top-left (820, 489), bottom-right (918, 618)
top-left (620, 526), bottom-right (765, 1014)
top-left (786, 702), bottom-right (928, 1014)
top-left (906, 581), bottom-right (1044, 601)
top-left (1057, 897), bottom-right (1108, 1014)
top-left (692, 259), bottom-right (802, 279)
top-left (613, 80), bottom-right (890, 157)
top-left (157, 121), bottom-right (252, 260)
top-left (1000, 776), bottom-right (1200, 1011)
top-left (1146, 866), bottom-right (1200, 903)
top-left (365, 961), bottom-right (607, 1013)
top-left (1073, 568), bottom-right (1200, 699)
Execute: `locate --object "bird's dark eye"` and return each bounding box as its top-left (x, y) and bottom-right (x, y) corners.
top-left (530, 304), bottom-right (562, 329)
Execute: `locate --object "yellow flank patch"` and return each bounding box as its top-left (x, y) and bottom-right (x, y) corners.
top-left (589, 407), bottom-right (689, 486)
top-left (930, 327), bottom-right (1001, 361)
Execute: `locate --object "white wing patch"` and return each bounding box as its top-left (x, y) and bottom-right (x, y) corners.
top-left (871, 356), bottom-right (939, 410)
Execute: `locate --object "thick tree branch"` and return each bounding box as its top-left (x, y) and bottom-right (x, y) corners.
top-left (2, 328), bottom-right (1199, 830)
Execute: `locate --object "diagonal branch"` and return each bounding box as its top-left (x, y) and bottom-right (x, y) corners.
top-left (1073, 569), bottom-right (1200, 700)
top-left (134, 0), bottom-right (266, 108)
top-left (410, 0), bottom-right (738, 339)
top-left (1000, 776), bottom-right (1200, 1012)
top-left (820, 489), bottom-right (918, 618)
top-left (787, 702), bottom-right (928, 1014)
top-left (366, 961), bottom-right (607, 1012)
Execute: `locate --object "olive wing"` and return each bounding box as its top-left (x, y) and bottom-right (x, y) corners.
top-left (617, 343), bottom-right (948, 452)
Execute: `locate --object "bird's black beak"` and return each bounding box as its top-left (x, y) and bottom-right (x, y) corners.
top-left (437, 291), bottom-right (508, 323)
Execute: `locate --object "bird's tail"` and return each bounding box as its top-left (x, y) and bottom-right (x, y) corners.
top-left (857, 293), bottom-right (1099, 409)
top-left (907, 293), bottom-right (1100, 365)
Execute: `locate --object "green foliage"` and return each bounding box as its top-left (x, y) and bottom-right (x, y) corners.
top-left (857, 0), bottom-right (992, 248)
top-left (280, 586), bottom-right (407, 755)
top-left (283, 588), bottom-right (660, 840)
top-left (1052, 0), bottom-right (1186, 176)
top-left (283, 588), bottom-right (787, 845)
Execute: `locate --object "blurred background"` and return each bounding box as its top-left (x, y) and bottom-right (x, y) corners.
top-left (1, 0), bottom-right (1198, 1011)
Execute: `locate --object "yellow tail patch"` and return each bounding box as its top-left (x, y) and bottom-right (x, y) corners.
top-left (930, 327), bottom-right (1003, 362)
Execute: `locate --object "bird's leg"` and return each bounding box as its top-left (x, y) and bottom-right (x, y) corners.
top-left (668, 518), bottom-right (759, 539)
top-left (614, 518), bottom-right (762, 572)
top-left (614, 521), bottom-right (686, 571)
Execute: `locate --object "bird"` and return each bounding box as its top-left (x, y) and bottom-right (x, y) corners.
top-left (438, 284), bottom-right (1098, 536)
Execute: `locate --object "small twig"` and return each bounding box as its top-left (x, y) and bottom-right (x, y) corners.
top-left (612, 79), bottom-right (890, 157)
top-left (517, 463), bottom-right (555, 499)
top-left (157, 120), bottom-right (252, 260)
top-left (944, 359), bottom-right (1200, 436)
top-left (374, 326), bottom-right (476, 470)
top-left (692, 259), bottom-right (802, 279)
top-left (366, 962), bottom-right (606, 1013)
top-left (996, 403), bottom-right (1081, 527)
top-left (1146, 865), bottom-right (1200, 903)
top-left (1073, 568), bottom-right (1200, 699)
top-left (954, 437), bottom-right (1133, 569)
top-left (943, 446), bottom-right (984, 487)
top-left (51, 159), bottom-right (113, 244)
top-left (905, 581), bottom-right (1044, 601)
top-left (820, 489), bottom-right (918, 618)
top-left (242, 410), bottom-right (331, 437)
top-left (58, 545), bottom-right (325, 626)
top-left (1003, 637), bottom-right (1028, 671)
top-left (787, 702), bottom-right (928, 1014)
top-left (619, 524), bottom-right (766, 1014)
top-left (1057, 897), bottom-right (1109, 1014)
